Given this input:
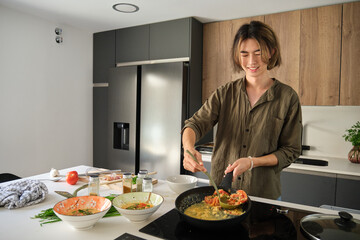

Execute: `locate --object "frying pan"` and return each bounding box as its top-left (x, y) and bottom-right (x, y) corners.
top-left (175, 184), bottom-right (251, 229)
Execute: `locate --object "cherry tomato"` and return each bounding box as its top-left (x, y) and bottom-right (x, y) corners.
top-left (66, 171), bottom-right (79, 185)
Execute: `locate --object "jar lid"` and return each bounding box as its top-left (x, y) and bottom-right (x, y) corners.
top-left (123, 172), bottom-right (132, 178)
top-left (138, 172), bottom-right (147, 178)
top-left (88, 173), bottom-right (99, 178)
top-left (300, 211), bottom-right (360, 240)
top-left (139, 169), bottom-right (148, 174)
top-left (143, 177), bottom-right (152, 183)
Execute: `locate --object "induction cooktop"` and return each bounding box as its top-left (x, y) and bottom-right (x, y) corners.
top-left (139, 201), bottom-right (314, 240)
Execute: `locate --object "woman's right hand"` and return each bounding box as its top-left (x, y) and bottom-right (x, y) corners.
top-left (183, 148), bottom-right (207, 172)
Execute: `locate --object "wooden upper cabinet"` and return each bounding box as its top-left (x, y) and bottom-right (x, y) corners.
top-left (265, 10), bottom-right (301, 94)
top-left (340, 1), bottom-right (360, 105)
top-left (202, 16), bottom-right (263, 103)
top-left (299, 5), bottom-right (342, 105)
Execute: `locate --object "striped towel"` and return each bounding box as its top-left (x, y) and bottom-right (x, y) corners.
top-left (0, 180), bottom-right (48, 209)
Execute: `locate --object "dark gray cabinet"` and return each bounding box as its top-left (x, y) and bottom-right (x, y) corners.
top-left (93, 87), bottom-right (108, 168)
top-left (116, 25), bottom-right (150, 63)
top-left (281, 170), bottom-right (336, 207)
top-left (93, 30), bottom-right (115, 83)
top-left (150, 18), bottom-right (190, 60)
top-left (115, 18), bottom-right (200, 63)
top-left (335, 175), bottom-right (360, 210)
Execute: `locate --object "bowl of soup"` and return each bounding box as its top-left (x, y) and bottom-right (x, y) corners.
top-left (53, 195), bottom-right (112, 230)
top-left (112, 192), bottom-right (164, 222)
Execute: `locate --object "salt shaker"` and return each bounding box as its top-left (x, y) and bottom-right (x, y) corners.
top-left (136, 170), bottom-right (148, 192)
top-left (88, 174), bottom-right (100, 196)
top-left (142, 177), bottom-right (153, 192)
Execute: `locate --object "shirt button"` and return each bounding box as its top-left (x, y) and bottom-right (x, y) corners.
top-left (243, 145), bottom-right (246, 148)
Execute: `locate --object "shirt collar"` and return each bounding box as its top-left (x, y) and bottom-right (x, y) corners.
top-left (241, 77), bottom-right (278, 102)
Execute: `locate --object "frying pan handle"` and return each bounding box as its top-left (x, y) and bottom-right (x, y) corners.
top-left (220, 172), bottom-right (233, 193)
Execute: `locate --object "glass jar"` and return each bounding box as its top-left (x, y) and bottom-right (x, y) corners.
top-left (142, 177), bottom-right (153, 192)
top-left (123, 172), bottom-right (133, 193)
top-left (136, 170), bottom-right (147, 192)
top-left (139, 169), bottom-right (148, 177)
top-left (88, 174), bottom-right (100, 196)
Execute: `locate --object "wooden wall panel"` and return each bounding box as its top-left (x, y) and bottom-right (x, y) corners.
top-left (202, 16), bottom-right (263, 103)
top-left (340, 1), bottom-right (360, 105)
top-left (265, 10), bottom-right (301, 94)
top-left (299, 5), bottom-right (342, 105)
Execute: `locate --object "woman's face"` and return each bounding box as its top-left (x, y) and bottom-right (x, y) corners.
top-left (239, 38), bottom-right (270, 79)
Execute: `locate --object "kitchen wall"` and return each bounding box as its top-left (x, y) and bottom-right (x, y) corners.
top-left (302, 106), bottom-right (360, 159)
top-left (0, 5), bottom-right (93, 177)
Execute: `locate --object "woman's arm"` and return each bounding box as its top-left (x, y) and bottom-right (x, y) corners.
top-left (182, 127), bottom-right (207, 172)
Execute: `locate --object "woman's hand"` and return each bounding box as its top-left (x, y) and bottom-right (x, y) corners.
top-left (183, 148), bottom-right (207, 172)
top-left (224, 157), bottom-right (253, 181)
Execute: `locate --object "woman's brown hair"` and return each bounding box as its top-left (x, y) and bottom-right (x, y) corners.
top-left (232, 21), bottom-right (281, 71)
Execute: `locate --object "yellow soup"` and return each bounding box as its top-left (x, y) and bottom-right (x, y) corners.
top-left (184, 201), bottom-right (245, 220)
top-left (121, 202), bottom-right (154, 210)
top-left (69, 208), bottom-right (100, 216)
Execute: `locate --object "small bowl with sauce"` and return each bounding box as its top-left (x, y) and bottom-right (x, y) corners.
top-left (112, 192), bottom-right (164, 222)
top-left (53, 196), bottom-right (112, 230)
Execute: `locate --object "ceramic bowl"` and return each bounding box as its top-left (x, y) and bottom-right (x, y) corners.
top-left (53, 196), bottom-right (111, 230)
top-left (166, 175), bottom-right (197, 194)
top-left (112, 192), bottom-right (163, 222)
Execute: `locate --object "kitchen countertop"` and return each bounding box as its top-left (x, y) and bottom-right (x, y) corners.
top-left (201, 153), bottom-right (360, 178)
top-left (1, 165), bottom-right (359, 240)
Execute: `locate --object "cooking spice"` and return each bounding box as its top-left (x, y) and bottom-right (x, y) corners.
top-left (123, 172), bottom-right (133, 193)
top-left (136, 170), bottom-right (148, 192)
top-left (142, 177), bottom-right (153, 192)
top-left (88, 174), bottom-right (100, 196)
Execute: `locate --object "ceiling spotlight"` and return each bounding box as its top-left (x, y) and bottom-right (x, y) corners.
top-left (112, 3), bottom-right (139, 13)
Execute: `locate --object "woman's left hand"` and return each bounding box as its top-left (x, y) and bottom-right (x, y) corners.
top-left (225, 157), bottom-right (252, 181)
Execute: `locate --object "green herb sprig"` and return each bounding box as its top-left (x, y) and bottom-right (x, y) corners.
top-left (32, 194), bottom-right (121, 226)
top-left (343, 121), bottom-right (360, 147)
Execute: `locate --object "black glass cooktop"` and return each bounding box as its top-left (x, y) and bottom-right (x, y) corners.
top-left (139, 201), bottom-right (314, 240)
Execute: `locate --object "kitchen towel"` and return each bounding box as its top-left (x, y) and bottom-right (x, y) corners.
top-left (0, 180), bottom-right (48, 209)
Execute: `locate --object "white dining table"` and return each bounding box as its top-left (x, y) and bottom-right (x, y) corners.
top-left (0, 165), bottom-right (177, 240)
top-left (1, 165), bottom-right (359, 240)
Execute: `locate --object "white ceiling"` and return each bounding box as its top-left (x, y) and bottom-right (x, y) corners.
top-left (0, 0), bottom-right (355, 33)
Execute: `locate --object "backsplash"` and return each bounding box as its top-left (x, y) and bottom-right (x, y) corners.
top-left (302, 106), bottom-right (360, 159)
top-left (211, 106), bottom-right (360, 160)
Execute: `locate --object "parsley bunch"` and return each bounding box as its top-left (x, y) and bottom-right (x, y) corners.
top-left (343, 121), bottom-right (360, 147)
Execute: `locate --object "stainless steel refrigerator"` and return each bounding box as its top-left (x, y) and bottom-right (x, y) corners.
top-left (107, 62), bottom-right (187, 180)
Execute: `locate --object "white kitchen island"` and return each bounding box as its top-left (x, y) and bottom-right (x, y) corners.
top-left (1, 165), bottom-right (359, 240)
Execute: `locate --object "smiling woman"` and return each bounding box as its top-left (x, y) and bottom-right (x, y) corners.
top-left (182, 20), bottom-right (302, 200)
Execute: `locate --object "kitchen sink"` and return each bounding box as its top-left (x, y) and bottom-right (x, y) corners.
top-left (294, 158), bottom-right (328, 166)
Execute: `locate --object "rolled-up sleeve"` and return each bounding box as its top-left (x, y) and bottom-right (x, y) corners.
top-left (182, 87), bottom-right (222, 142)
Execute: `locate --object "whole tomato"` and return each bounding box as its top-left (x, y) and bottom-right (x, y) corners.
top-left (66, 171), bottom-right (79, 185)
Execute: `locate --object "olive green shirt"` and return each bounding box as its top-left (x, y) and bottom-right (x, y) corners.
top-left (183, 78), bottom-right (302, 199)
